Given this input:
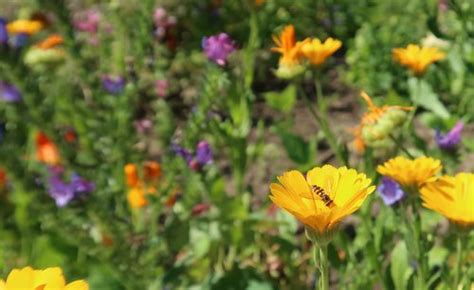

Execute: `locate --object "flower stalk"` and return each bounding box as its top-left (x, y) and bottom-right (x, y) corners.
top-left (318, 244), bottom-right (329, 290)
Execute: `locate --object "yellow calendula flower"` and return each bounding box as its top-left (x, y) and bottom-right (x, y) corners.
top-left (6, 20), bottom-right (43, 35)
top-left (300, 37), bottom-right (342, 66)
top-left (420, 173), bottom-right (474, 228)
top-left (393, 44), bottom-right (445, 75)
top-left (271, 25), bottom-right (305, 79)
top-left (377, 156), bottom-right (442, 188)
top-left (0, 266), bottom-right (88, 290)
top-left (269, 165), bottom-right (375, 239)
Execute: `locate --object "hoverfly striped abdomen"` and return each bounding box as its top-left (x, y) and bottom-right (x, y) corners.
top-left (311, 185), bottom-right (335, 208)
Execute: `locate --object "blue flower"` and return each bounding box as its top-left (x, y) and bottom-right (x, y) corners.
top-left (378, 177), bottom-right (405, 206)
top-left (0, 82), bottom-right (22, 102)
top-left (102, 75), bottom-right (125, 95)
top-left (0, 18), bottom-right (8, 44)
top-left (47, 167), bottom-right (95, 207)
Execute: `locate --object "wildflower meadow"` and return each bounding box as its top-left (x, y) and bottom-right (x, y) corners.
top-left (1, 0), bottom-right (474, 289)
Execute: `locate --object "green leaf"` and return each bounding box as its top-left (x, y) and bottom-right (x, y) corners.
top-left (247, 280), bottom-right (274, 290)
top-left (264, 85), bottom-right (297, 113)
top-left (408, 78), bottom-right (450, 119)
top-left (390, 241), bottom-right (414, 290)
top-left (428, 246), bottom-right (449, 270)
top-left (278, 130), bottom-right (310, 165)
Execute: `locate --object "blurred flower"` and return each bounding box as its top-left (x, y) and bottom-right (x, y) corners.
top-left (64, 128), bottom-right (77, 143)
top-left (153, 7), bottom-right (177, 39)
top-left (0, 169), bottom-right (6, 189)
top-left (393, 44), bottom-right (445, 75)
top-left (173, 141), bottom-right (213, 171)
top-left (124, 163), bottom-right (139, 187)
top-left (24, 45), bottom-right (66, 69)
top-left (377, 156), bottom-right (442, 188)
top-left (0, 267), bottom-right (88, 290)
top-left (124, 162), bottom-right (161, 209)
top-left (102, 75), bottom-right (125, 95)
top-left (378, 177), bottom-right (405, 206)
top-left (255, 0), bottom-right (266, 5)
top-left (6, 19), bottom-right (43, 35)
top-left (0, 82), bottom-right (22, 102)
top-left (269, 165), bottom-right (375, 241)
top-left (155, 79), bottom-right (168, 97)
top-left (353, 92), bottom-right (413, 153)
top-left (421, 33), bottom-right (449, 49)
top-left (74, 9), bottom-right (100, 34)
top-left (171, 143), bottom-right (193, 163)
top-left (11, 33), bottom-right (28, 48)
top-left (0, 18), bottom-right (8, 44)
top-left (47, 167), bottom-right (94, 207)
top-left (300, 37), bottom-right (342, 66)
top-left (134, 119), bottom-right (153, 134)
top-left (271, 25), bottom-right (305, 79)
top-left (127, 186), bottom-right (148, 209)
top-left (436, 122), bottom-right (463, 150)
top-left (36, 34), bottom-right (63, 49)
top-left (36, 132), bottom-right (61, 165)
top-left (191, 203), bottom-right (211, 216)
top-left (421, 173), bottom-right (474, 228)
top-left (202, 33), bottom-right (237, 66)
top-left (143, 161), bottom-right (161, 182)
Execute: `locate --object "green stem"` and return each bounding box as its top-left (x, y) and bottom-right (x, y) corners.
top-left (310, 74), bottom-right (347, 166)
top-left (412, 206), bottom-right (427, 290)
top-left (318, 244), bottom-right (329, 290)
top-left (453, 234), bottom-right (464, 289)
top-left (388, 133), bottom-right (414, 159)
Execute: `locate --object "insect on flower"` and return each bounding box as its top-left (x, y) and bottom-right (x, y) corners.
top-left (312, 185), bottom-right (335, 208)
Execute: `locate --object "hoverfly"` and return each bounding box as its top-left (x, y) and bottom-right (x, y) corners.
top-left (311, 185), bottom-right (335, 208)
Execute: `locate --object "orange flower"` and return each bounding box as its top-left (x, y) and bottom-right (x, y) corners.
top-left (300, 37), bottom-right (342, 66)
top-left (127, 187), bottom-right (148, 209)
top-left (36, 34), bottom-right (64, 50)
top-left (36, 132), bottom-right (61, 165)
top-left (271, 25), bottom-right (304, 66)
top-left (124, 164), bottom-right (139, 187)
top-left (393, 44), bottom-right (445, 75)
top-left (124, 162), bottom-right (162, 209)
top-left (143, 161), bottom-right (161, 182)
top-left (0, 169), bottom-right (6, 188)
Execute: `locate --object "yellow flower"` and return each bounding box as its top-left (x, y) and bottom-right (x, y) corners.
top-left (127, 186), bottom-right (149, 209)
top-left (269, 165), bottom-right (375, 235)
top-left (0, 266), bottom-right (88, 290)
top-left (300, 37), bottom-right (342, 66)
top-left (393, 44), bottom-right (445, 75)
top-left (377, 156), bottom-right (442, 188)
top-left (420, 173), bottom-right (474, 227)
top-left (6, 20), bottom-right (43, 35)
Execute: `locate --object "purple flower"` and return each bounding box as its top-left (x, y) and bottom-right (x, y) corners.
top-left (436, 122), bottom-right (463, 150)
top-left (195, 141), bottom-right (213, 166)
top-left (102, 75), bottom-right (125, 95)
top-left (202, 33), bottom-right (236, 66)
top-left (74, 9), bottom-right (100, 34)
top-left (0, 18), bottom-right (8, 44)
top-left (12, 33), bottom-right (28, 48)
top-left (0, 82), bottom-right (22, 102)
top-left (47, 167), bottom-right (95, 207)
top-left (171, 143), bottom-right (193, 163)
top-left (155, 79), bottom-right (168, 97)
top-left (48, 175), bottom-right (76, 207)
top-left (70, 173), bottom-right (96, 194)
top-left (378, 177), bottom-right (405, 206)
